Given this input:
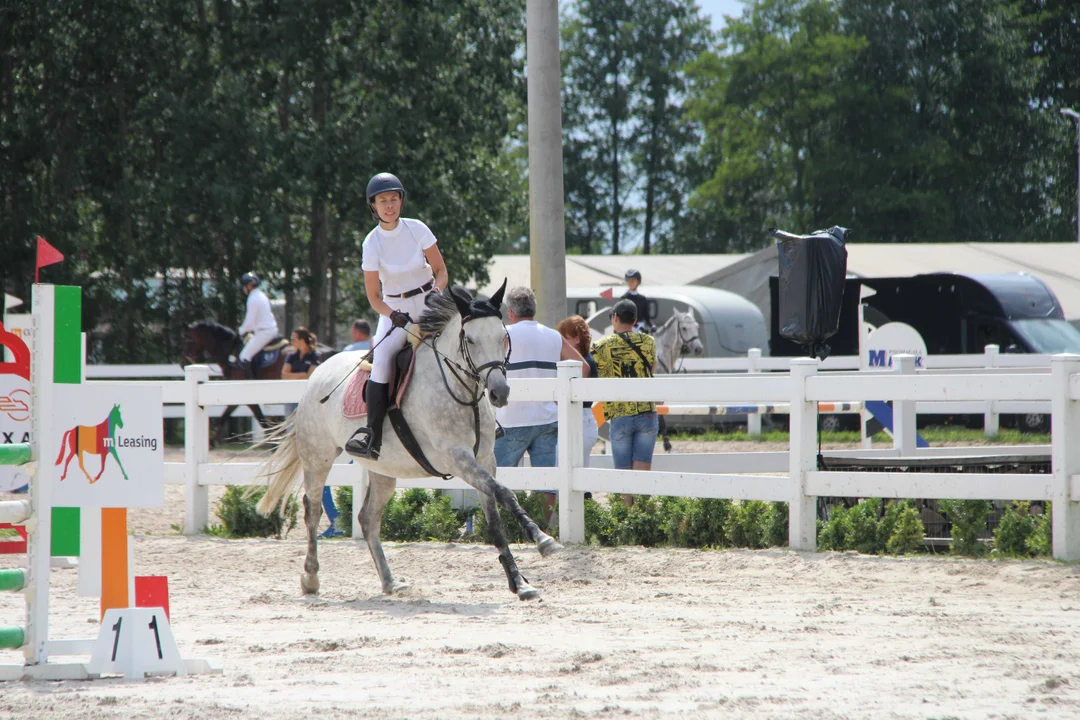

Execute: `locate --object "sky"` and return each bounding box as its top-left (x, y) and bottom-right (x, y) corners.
top-left (696, 0), bottom-right (746, 32)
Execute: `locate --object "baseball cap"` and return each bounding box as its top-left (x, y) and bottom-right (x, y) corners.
top-left (610, 299), bottom-right (638, 322)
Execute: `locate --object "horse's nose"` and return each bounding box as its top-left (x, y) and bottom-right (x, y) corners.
top-left (489, 384), bottom-right (510, 408)
top-left (694, 344), bottom-right (704, 356)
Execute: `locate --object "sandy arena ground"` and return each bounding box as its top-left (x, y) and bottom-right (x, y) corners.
top-left (1, 440), bottom-right (1078, 719)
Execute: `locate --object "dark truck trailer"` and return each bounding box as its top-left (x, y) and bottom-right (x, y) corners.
top-left (769, 272), bottom-right (1080, 431)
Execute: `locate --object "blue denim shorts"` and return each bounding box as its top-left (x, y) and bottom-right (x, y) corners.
top-left (610, 412), bottom-right (659, 469)
top-left (494, 421), bottom-right (558, 469)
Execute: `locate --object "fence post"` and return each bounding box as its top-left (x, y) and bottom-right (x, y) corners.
top-left (1050, 355), bottom-right (1080, 561)
top-left (788, 358), bottom-right (819, 551)
top-left (556, 360), bottom-right (585, 544)
top-left (747, 348), bottom-right (762, 437)
top-left (184, 365), bottom-right (211, 535)
top-left (892, 354), bottom-right (917, 455)
top-left (983, 345), bottom-right (1000, 438)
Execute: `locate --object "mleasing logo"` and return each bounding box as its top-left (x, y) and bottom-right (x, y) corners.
top-left (55, 403), bottom-right (156, 484)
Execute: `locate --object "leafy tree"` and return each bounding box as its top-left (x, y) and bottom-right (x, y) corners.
top-left (684, 0), bottom-right (866, 251)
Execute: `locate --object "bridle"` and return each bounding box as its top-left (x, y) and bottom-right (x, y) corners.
top-left (417, 315), bottom-right (510, 456)
top-left (655, 313), bottom-right (700, 374)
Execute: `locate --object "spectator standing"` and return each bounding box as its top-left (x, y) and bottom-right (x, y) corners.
top-left (556, 315), bottom-right (599, 467)
top-left (592, 299), bottom-right (658, 505)
top-left (282, 327), bottom-right (321, 414)
top-left (343, 319), bottom-right (372, 352)
top-left (496, 287), bottom-right (585, 520)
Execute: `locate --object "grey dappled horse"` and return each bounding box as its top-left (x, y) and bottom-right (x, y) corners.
top-left (256, 283), bottom-right (563, 601)
top-left (654, 307), bottom-right (704, 374)
top-left (653, 308), bottom-right (704, 452)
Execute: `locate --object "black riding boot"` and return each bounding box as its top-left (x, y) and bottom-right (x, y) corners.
top-left (345, 381), bottom-right (390, 460)
top-left (240, 359), bottom-right (256, 379)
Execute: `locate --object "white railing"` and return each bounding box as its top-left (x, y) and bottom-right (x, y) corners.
top-left (88, 344), bottom-right (1052, 437)
top-left (164, 355), bottom-right (1080, 560)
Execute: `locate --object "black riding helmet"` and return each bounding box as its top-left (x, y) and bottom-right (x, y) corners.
top-left (367, 173), bottom-right (405, 222)
top-left (625, 269), bottom-right (642, 282)
top-left (241, 272), bottom-right (260, 288)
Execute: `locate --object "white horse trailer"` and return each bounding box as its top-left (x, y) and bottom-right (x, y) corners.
top-left (567, 285), bottom-right (768, 359)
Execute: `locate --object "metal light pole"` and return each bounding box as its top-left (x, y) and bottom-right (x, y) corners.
top-left (1062, 108), bottom-right (1080, 244)
top-left (526, 0), bottom-right (567, 327)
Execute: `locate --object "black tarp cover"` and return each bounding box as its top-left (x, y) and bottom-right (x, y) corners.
top-left (774, 226), bottom-right (849, 359)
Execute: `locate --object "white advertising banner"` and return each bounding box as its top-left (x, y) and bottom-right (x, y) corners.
top-left (0, 315), bottom-right (32, 492)
top-left (865, 322), bottom-right (928, 370)
top-left (44, 384), bottom-right (165, 508)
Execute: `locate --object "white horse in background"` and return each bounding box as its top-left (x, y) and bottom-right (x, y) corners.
top-left (256, 283), bottom-right (562, 602)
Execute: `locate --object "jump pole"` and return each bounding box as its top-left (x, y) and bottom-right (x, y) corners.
top-left (0, 284), bottom-right (220, 680)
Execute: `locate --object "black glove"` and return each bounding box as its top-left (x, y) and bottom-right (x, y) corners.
top-left (390, 310), bottom-right (412, 329)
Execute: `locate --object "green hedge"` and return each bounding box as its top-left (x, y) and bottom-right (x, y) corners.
top-left (320, 489), bottom-right (1052, 559)
top-left (207, 486), bottom-right (298, 539)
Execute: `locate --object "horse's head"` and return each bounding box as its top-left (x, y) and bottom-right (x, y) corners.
top-left (674, 308), bottom-right (704, 357)
top-left (182, 321), bottom-right (238, 368)
top-left (446, 280), bottom-right (511, 407)
top-left (109, 404), bottom-right (124, 429)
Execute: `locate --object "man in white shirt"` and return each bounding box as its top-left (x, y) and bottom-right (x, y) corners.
top-left (237, 272), bottom-right (279, 378)
top-left (495, 287), bottom-right (585, 518)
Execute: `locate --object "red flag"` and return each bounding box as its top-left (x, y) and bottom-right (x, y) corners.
top-left (35, 236), bottom-right (64, 282)
top-left (600, 287), bottom-right (614, 302)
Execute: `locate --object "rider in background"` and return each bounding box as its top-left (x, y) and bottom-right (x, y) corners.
top-left (345, 172), bottom-right (449, 460)
top-left (238, 272), bottom-right (279, 379)
top-left (622, 269), bottom-right (654, 333)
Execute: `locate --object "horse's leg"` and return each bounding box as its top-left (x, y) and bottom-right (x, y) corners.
top-left (77, 451), bottom-right (94, 483)
top-left (446, 447), bottom-right (563, 558)
top-left (475, 463), bottom-right (540, 601)
top-left (211, 405), bottom-right (238, 446)
top-left (359, 471), bottom-right (409, 595)
top-left (299, 458), bottom-right (333, 595)
top-left (248, 404), bottom-right (270, 429)
top-left (658, 415), bottom-right (672, 453)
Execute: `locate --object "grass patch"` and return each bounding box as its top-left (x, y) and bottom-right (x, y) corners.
top-left (667, 427), bottom-right (1049, 445)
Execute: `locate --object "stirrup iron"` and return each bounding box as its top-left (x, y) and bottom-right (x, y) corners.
top-left (345, 428), bottom-right (379, 460)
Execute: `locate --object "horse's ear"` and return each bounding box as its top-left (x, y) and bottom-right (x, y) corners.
top-left (488, 279), bottom-right (507, 310)
top-left (450, 287), bottom-right (472, 318)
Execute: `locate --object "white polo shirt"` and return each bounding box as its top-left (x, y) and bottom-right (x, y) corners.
top-left (496, 320), bottom-right (562, 428)
top-left (361, 218), bottom-right (437, 297)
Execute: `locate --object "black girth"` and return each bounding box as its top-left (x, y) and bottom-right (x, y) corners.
top-left (386, 321), bottom-right (508, 479)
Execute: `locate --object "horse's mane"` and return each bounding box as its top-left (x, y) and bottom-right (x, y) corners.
top-left (189, 320), bottom-right (238, 343)
top-left (418, 290), bottom-right (462, 335)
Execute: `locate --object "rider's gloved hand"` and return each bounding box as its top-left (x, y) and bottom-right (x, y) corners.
top-left (390, 310), bottom-right (412, 329)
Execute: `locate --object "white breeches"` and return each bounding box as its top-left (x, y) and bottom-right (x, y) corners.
top-left (370, 293), bottom-right (429, 384)
top-left (239, 328), bottom-right (278, 362)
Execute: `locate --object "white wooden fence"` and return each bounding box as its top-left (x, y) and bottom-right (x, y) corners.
top-left (88, 343), bottom-right (1053, 436)
top-left (112, 355), bottom-right (1080, 562)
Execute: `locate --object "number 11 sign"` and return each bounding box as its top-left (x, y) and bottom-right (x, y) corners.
top-left (87, 607), bottom-right (185, 679)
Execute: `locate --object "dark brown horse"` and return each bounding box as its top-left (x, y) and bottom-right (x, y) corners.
top-left (181, 321), bottom-right (289, 444)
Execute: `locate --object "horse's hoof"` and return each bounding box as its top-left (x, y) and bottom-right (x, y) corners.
top-left (516, 583), bottom-right (541, 601)
top-left (301, 574), bottom-right (320, 595)
top-left (537, 535), bottom-right (564, 558)
top-left (384, 581), bottom-right (410, 595)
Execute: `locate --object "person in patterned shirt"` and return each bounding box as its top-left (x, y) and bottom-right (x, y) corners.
top-left (592, 299), bottom-right (658, 505)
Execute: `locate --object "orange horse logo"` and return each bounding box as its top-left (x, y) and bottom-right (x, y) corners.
top-left (55, 404), bottom-right (130, 483)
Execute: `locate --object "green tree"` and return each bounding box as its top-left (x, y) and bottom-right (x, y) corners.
top-left (629, 0), bottom-right (713, 254)
top-left (684, 0), bottom-right (866, 251)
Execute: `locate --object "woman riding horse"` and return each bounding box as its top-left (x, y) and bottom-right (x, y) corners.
top-left (345, 172), bottom-right (449, 460)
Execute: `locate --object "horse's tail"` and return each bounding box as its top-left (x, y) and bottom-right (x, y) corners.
top-left (55, 428), bottom-right (74, 465)
top-left (255, 415), bottom-right (304, 516)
